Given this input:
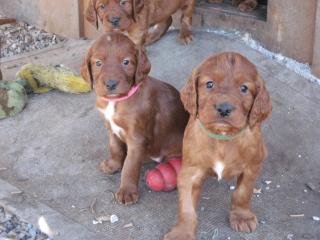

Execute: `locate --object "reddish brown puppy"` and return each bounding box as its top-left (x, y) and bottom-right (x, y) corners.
top-left (207, 0), bottom-right (258, 12)
top-left (85, 0), bottom-right (196, 46)
top-left (81, 33), bottom-right (188, 205)
top-left (165, 52), bottom-right (272, 239)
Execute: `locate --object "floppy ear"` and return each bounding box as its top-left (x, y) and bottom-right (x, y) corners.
top-left (135, 47), bottom-right (151, 83)
top-left (80, 47), bottom-right (94, 89)
top-left (180, 69), bottom-right (198, 118)
top-left (249, 76), bottom-right (272, 127)
top-left (85, 0), bottom-right (99, 29)
top-left (133, 0), bottom-right (144, 22)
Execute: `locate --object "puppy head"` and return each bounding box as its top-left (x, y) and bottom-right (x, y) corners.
top-left (85, 0), bottom-right (144, 31)
top-left (181, 52), bottom-right (272, 134)
top-left (80, 33), bottom-right (150, 98)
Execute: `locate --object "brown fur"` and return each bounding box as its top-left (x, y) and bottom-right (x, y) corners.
top-left (81, 33), bottom-right (189, 205)
top-left (207, 0), bottom-right (258, 12)
top-left (164, 52), bottom-right (272, 239)
top-left (85, 0), bottom-right (196, 46)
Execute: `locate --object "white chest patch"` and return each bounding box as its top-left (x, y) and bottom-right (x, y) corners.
top-left (100, 102), bottom-right (124, 138)
top-left (214, 161), bottom-right (224, 181)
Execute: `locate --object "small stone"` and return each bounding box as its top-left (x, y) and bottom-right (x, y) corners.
top-left (276, 185), bottom-right (280, 188)
top-left (266, 186), bottom-right (270, 190)
top-left (264, 180), bottom-right (272, 185)
top-left (303, 189), bottom-right (308, 193)
top-left (200, 206), bottom-right (205, 211)
top-left (110, 214), bottom-right (119, 224)
top-left (229, 186), bottom-right (235, 190)
top-left (312, 216), bottom-right (320, 221)
top-left (287, 234), bottom-right (294, 240)
top-left (253, 188), bottom-right (262, 194)
top-left (123, 223), bottom-right (134, 228)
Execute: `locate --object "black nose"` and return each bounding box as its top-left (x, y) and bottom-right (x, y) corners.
top-left (216, 102), bottom-right (235, 117)
top-left (105, 79), bottom-right (118, 91)
top-left (109, 16), bottom-right (120, 26)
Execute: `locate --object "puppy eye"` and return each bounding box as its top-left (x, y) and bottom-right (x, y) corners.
top-left (96, 60), bottom-right (102, 67)
top-left (99, 4), bottom-right (106, 10)
top-left (122, 58), bottom-right (130, 66)
top-left (119, 0), bottom-right (127, 6)
top-left (240, 84), bottom-right (248, 93)
top-left (206, 81), bottom-right (215, 89)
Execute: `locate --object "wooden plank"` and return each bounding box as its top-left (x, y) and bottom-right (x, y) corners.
top-left (0, 17), bottom-right (16, 25)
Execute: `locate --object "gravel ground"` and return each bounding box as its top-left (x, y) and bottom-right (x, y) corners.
top-left (0, 20), bottom-right (65, 58)
top-left (0, 206), bottom-right (51, 240)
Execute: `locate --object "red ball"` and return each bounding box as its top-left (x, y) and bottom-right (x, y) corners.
top-left (146, 169), bottom-right (165, 192)
top-left (156, 163), bottom-right (177, 191)
top-left (167, 157), bottom-right (182, 174)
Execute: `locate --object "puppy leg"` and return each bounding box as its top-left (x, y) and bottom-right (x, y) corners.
top-left (100, 132), bottom-right (126, 174)
top-left (164, 167), bottom-right (206, 240)
top-left (229, 166), bottom-right (260, 233)
top-left (234, 0), bottom-right (258, 11)
top-left (116, 142), bottom-right (145, 205)
top-left (179, 0), bottom-right (196, 45)
top-left (145, 17), bottom-right (173, 45)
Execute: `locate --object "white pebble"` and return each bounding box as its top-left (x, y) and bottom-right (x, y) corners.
top-left (229, 186), bottom-right (235, 190)
top-left (264, 180), bottom-right (272, 185)
top-left (276, 185), bottom-right (280, 188)
top-left (110, 214), bottom-right (119, 223)
top-left (303, 189), bottom-right (308, 193)
top-left (266, 187), bottom-right (270, 190)
top-left (312, 216), bottom-right (320, 221)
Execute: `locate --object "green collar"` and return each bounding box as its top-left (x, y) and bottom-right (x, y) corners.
top-left (197, 118), bottom-right (245, 141)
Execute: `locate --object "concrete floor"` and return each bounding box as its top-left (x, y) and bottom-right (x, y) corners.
top-left (0, 30), bottom-right (320, 240)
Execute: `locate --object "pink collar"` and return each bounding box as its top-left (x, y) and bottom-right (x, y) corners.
top-left (100, 82), bottom-right (143, 103)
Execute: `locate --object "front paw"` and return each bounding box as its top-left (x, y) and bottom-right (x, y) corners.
top-left (164, 225), bottom-right (195, 240)
top-left (100, 159), bottom-right (122, 174)
top-left (229, 208), bottom-right (258, 233)
top-left (179, 30), bottom-right (193, 45)
top-left (116, 186), bottom-right (139, 205)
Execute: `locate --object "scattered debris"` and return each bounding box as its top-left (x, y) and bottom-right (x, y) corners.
top-left (211, 228), bottom-right (219, 239)
top-left (90, 197), bottom-right (97, 216)
top-left (110, 214), bottom-right (119, 224)
top-left (10, 191), bottom-right (23, 195)
top-left (123, 222), bottom-right (134, 228)
top-left (306, 182), bottom-right (320, 193)
top-left (0, 167), bottom-right (8, 171)
top-left (229, 185), bottom-right (235, 190)
top-left (202, 196), bottom-right (210, 200)
top-left (312, 216), bottom-right (320, 221)
top-left (264, 180), bottom-right (272, 185)
top-left (290, 214), bottom-right (304, 218)
top-left (71, 205), bottom-right (76, 209)
top-left (200, 206), bottom-right (205, 211)
top-left (253, 188), bottom-right (262, 194)
top-left (265, 187), bottom-right (270, 190)
top-left (287, 233), bottom-right (294, 240)
top-left (276, 185), bottom-right (280, 188)
top-left (303, 189), bottom-right (308, 193)
top-left (259, 219), bottom-right (267, 224)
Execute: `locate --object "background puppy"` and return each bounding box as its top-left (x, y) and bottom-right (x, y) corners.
top-left (81, 33), bottom-right (188, 205)
top-left (165, 52), bottom-right (272, 239)
top-left (85, 0), bottom-right (196, 46)
top-left (207, 0), bottom-right (258, 12)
